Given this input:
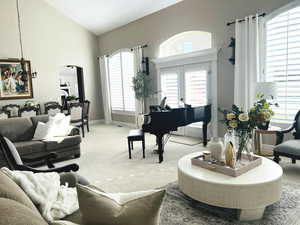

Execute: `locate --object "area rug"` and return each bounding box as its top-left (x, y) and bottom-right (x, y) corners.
top-left (169, 135), bottom-right (202, 146)
top-left (160, 182), bottom-right (300, 225)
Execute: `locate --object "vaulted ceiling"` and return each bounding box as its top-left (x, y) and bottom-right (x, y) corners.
top-left (44, 0), bottom-right (183, 35)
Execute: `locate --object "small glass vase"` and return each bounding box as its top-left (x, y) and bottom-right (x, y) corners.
top-left (234, 130), bottom-right (253, 161)
top-left (224, 129), bottom-right (235, 146)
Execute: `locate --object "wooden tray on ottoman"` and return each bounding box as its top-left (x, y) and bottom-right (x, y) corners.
top-left (191, 153), bottom-right (262, 177)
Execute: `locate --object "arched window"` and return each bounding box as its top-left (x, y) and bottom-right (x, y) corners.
top-left (108, 50), bottom-right (135, 112)
top-left (159, 31), bottom-right (212, 57)
top-left (265, 5), bottom-right (300, 122)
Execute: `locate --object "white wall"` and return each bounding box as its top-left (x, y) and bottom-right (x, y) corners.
top-left (0, 0), bottom-right (103, 120)
top-left (98, 0), bottom-right (293, 131)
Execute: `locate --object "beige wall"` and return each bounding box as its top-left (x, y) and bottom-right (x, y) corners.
top-left (98, 0), bottom-right (292, 128)
top-left (0, 0), bottom-right (103, 120)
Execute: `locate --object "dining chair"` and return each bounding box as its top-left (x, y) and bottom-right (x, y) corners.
top-left (3, 104), bottom-right (20, 118)
top-left (0, 110), bottom-right (9, 120)
top-left (83, 100), bottom-right (91, 132)
top-left (44, 101), bottom-right (60, 108)
top-left (69, 102), bottom-right (84, 137)
top-left (45, 104), bottom-right (63, 116)
top-left (19, 106), bottom-right (39, 118)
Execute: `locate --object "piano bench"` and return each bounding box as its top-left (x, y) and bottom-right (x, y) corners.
top-left (127, 129), bottom-right (145, 159)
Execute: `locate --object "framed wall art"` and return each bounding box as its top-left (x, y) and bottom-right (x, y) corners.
top-left (0, 59), bottom-right (33, 100)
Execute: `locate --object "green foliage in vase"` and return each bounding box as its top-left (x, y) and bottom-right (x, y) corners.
top-left (132, 72), bottom-right (152, 100)
top-left (219, 93), bottom-right (278, 160)
top-left (249, 92), bottom-right (278, 125)
top-left (66, 95), bottom-right (77, 101)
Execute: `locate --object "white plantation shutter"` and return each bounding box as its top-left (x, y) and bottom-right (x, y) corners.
top-left (122, 52), bottom-right (135, 111)
top-left (266, 6), bottom-right (300, 121)
top-left (109, 53), bottom-right (123, 110)
top-left (161, 72), bottom-right (179, 107)
top-left (185, 69), bottom-right (208, 106)
top-left (108, 51), bottom-right (135, 112)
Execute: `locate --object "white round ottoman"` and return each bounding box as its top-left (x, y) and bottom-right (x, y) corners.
top-left (178, 152), bottom-right (283, 221)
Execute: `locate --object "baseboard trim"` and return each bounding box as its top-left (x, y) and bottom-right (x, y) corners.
top-left (89, 119), bottom-right (136, 128)
top-left (111, 121), bottom-right (136, 128)
top-left (90, 119), bottom-right (104, 125)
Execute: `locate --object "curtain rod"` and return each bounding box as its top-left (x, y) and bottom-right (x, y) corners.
top-left (97, 44), bottom-right (148, 59)
top-left (130, 44), bottom-right (148, 51)
top-left (227, 13), bottom-right (266, 26)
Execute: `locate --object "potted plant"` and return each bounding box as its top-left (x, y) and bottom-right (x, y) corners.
top-left (132, 71), bottom-right (152, 114)
top-left (250, 93), bottom-right (278, 130)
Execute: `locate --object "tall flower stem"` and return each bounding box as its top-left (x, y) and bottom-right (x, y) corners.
top-left (236, 130), bottom-right (250, 161)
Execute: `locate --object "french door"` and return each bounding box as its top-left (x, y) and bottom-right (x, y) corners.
top-left (160, 63), bottom-right (211, 137)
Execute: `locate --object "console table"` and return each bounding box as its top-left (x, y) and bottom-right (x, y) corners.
top-left (178, 152), bottom-right (283, 221)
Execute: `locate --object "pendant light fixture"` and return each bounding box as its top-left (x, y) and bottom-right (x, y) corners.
top-left (16, 0), bottom-right (26, 75)
top-left (16, 0), bottom-right (37, 78)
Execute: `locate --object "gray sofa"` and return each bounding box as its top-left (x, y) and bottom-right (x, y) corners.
top-left (0, 169), bottom-right (85, 225)
top-left (0, 115), bottom-right (81, 167)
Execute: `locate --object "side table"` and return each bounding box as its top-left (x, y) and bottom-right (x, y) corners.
top-left (254, 126), bottom-right (281, 156)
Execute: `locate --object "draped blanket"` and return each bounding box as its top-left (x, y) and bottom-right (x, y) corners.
top-left (2, 168), bottom-right (78, 222)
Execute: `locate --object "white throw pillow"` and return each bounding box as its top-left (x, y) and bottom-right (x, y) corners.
top-left (33, 122), bottom-right (51, 140)
top-left (47, 113), bottom-right (71, 137)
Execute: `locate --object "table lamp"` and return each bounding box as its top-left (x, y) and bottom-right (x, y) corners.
top-left (256, 82), bottom-right (277, 99)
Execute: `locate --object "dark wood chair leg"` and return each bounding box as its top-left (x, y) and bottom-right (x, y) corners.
top-left (203, 123), bottom-right (208, 147)
top-left (81, 125), bottom-right (85, 138)
top-left (131, 141), bottom-right (133, 150)
top-left (128, 139), bottom-right (131, 159)
top-left (87, 119), bottom-right (90, 132)
top-left (292, 158), bottom-right (296, 164)
top-left (142, 137), bottom-right (145, 159)
top-left (273, 153), bottom-right (281, 164)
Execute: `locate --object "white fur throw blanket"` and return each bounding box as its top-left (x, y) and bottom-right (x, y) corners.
top-left (2, 168), bottom-right (78, 222)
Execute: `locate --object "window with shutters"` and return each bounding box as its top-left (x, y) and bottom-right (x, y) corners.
top-left (265, 6), bottom-right (300, 122)
top-left (108, 50), bottom-right (135, 112)
top-left (161, 72), bottom-right (179, 108)
top-left (159, 31), bottom-right (212, 58)
top-left (185, 69), bottom-right (208, 106)
top-left (160, 64), bottom-right (209, 108)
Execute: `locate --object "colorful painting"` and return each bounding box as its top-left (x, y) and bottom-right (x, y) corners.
top-left (0, 59), bottom-right (33, 100)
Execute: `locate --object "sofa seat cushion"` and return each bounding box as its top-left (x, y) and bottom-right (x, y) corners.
top-left (14, 141), bottom-right (46, 155)
top-left (0, 198), bottom-right (48, 225)
top-left (274, 140), bottom-right (300, 156)
top-left (44, 136), bottom-right (81, 151)
top-left (0, 170), bottom-right (40, 215)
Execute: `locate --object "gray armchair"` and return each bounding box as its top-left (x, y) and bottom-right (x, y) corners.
top-left (273, 110), bottom-right (300, 164)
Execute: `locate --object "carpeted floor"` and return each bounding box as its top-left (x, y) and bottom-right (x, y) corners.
top-left (51, 122), bottom-right (300, 224)
top-left (55, 123), bottom-right (202, 192)
top-left (54, 122), bottom-right (300, 193)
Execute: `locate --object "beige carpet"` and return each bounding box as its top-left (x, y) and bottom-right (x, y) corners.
top-left (170, 134), bottom-right (202, 146)
top-left (53, 123), bottom-right (300, 193)
top-left (54, 123), bottom-right (203, 192)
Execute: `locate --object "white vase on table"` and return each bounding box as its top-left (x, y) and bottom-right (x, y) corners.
top-left (207, 137), bottom-right (224, 161)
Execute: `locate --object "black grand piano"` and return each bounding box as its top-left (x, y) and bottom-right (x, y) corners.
top-left (142, 104), bottom-right (211, 163)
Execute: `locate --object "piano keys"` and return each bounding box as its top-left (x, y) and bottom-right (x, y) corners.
top-left (142, 105), bottom-right (211, 163)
